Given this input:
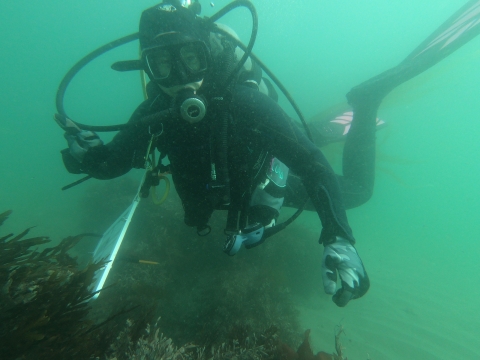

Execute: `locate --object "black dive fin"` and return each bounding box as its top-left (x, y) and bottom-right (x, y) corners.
top-left (348, 0), bottom-right (480, 108)
top-left (403, 0), bottom-right (480, 66)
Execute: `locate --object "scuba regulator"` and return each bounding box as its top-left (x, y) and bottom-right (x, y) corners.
top-left (175, 89), bottom-right (207, 123)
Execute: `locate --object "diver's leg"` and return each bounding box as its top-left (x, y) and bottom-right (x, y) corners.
top-left (337, 0), bottom-right (480, 209)
top-left (283, 101), bottom-right (379, 211)
top-left (337, 101), bottom-right (379, 210)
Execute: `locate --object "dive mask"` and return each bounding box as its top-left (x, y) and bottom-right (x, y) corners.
top-left (143, 40), bottom-right (208, 87)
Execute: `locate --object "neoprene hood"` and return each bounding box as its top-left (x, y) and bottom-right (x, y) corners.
top-left (139, 2), bottom-right (209, 52)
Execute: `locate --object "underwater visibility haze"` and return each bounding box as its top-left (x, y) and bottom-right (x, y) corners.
top-left (1, 1), bottom-right (480, 359)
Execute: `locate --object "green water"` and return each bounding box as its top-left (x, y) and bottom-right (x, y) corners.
top-left (1, 1), bottom-right (479, 358)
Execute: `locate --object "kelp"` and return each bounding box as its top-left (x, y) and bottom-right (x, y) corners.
top-left (0, 210), bottom-right (110, 359)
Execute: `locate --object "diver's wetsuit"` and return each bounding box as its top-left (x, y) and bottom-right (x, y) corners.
top-left (69, 84), bottom-right (359, 245)
top-left (285, 103), bottom-right (376, 212)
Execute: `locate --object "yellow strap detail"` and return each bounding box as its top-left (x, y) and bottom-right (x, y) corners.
top-left (139, 260), bottom-right (160, 265)
top-left (151, 175), bottom-right (170, 205)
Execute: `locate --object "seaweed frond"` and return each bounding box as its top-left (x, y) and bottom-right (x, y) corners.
top-left (0, 210), bottom-right (109, 360)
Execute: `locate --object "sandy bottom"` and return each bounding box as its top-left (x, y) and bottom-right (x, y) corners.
top-left (296, 269), bottom-right (480, 359)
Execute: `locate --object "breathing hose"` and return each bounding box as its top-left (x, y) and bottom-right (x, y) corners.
top-left (56, 33), bottom-right (139, 131)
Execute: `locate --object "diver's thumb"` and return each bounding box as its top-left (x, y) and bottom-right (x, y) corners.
top-left (322, 257), bottom-right (338, 295)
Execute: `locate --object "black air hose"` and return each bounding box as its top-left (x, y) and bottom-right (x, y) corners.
top-left (211, 42), bottom-right (236, 205)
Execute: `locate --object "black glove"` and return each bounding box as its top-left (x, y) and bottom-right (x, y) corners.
top-left (322, 237), bottom-right (370, 307)
top-left (55, 114), bottom-right (103, 163)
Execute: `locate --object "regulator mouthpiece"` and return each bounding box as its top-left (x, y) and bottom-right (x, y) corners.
top-left (178, 91), bottom-right (207, 123)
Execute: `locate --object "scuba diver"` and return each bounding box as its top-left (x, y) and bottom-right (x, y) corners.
top-left (55, 0), bottom-right (480, 306)
top-left (56, 0), bottom-right (370, 307)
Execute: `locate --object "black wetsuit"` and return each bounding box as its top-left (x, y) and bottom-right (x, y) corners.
top-left (284, 104), bottom-right (376, 212)
top-left (65, 85), bottom-right (376, 245)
